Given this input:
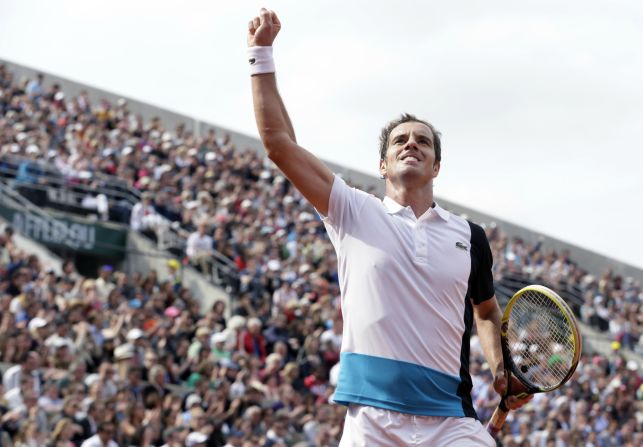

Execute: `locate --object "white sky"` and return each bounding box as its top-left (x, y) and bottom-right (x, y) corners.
top-left (1, 0), bottom-right (642, 269)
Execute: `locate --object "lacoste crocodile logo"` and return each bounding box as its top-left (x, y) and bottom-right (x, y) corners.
top-left (455, 241), bottom-right (468, 251)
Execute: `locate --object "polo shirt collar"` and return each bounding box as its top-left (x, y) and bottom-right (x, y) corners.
top-left (382, 196), bottom-right (450, 221)
top-left (432, 202), bottom-right (451, 221)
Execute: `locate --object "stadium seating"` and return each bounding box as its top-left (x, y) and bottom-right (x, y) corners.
top-left (0, 64), bottom-right (641, 447)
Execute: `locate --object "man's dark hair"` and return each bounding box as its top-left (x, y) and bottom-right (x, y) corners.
top-left (379, 113), bottom-right (441, 163)
top-left (98, 421), bottom-right (115, 433)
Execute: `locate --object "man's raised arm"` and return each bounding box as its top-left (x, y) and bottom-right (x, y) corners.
top-left (248, 8), bottom-right (334, 216)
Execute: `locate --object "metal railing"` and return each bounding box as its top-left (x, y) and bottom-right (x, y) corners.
top-left (0, 163), bottom-right (240, 291)
top-left (0, 154), bottom-right (140, 202)
top-left (0, 156), bottom-right (138, 217)
top-left (0, 180), bottom-right (128, 256)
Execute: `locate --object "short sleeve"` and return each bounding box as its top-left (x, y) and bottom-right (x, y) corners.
top-left (320, 175), bottom-right (368, 229)
top-left (468, 222), bottom-right (495, 304)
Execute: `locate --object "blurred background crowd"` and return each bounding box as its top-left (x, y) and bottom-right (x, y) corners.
top-left (0, 66), bottom-right (641, 446)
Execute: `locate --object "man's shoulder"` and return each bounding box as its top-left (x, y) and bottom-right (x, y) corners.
top-left (332, 175), bottom-right (379, 202)
top-left (79, 435), bottom-right (101, 447)
top-left (463, 220), bottom-right (489, 246)
top-left (3, 364), bottom-right (20, 375)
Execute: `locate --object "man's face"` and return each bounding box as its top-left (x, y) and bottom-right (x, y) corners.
top-left (273, 419), bottom-right (288, 437)
top-left (379, 121), bottom-right (440, 186)
top-left (99, 424), bottom-right (115, 443)
top-left (25, 353), bottom-right (40, 371)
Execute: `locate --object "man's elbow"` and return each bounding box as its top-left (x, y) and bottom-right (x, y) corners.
top-left (260, 130), bottom-right (292, 158)
top-left (474, 297), bottom-right (501, 321)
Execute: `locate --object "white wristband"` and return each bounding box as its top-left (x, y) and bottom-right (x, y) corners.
top-left (248, 46), bottom-right (275, 76)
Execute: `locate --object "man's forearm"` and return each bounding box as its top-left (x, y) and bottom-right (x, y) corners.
top-left (251, 73), bottom-right (295, 148)
top-left (475, 305), bottom-right (504, 376)
top-left (278, 83), bottom-right (296, 142)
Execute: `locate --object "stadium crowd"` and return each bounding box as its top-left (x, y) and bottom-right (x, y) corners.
top-left (0, 65), bottom-right (641, 348)
top-left (0, 66), bottom-right (642, 446)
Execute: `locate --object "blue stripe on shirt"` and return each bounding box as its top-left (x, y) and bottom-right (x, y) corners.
top-left (332, 352), bottom-right (465, 417)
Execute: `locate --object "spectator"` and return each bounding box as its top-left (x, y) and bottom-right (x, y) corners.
top-left (79, 421), bottom-right (118, 447)
top-left (242, 317), bottom-right (267, 361)
top-left (185, 220), bottom-right (214, 276)
top-left (130, 191), bottom-right (167, 240)
top-left (0, 67), bottom-right (641, 447)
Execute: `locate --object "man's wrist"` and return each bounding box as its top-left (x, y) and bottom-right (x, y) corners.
top-left (248, 46), bottom-right (275, 76)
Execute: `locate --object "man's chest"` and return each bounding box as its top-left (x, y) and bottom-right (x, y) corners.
top-left (342, 212), bottom-right (473, 288)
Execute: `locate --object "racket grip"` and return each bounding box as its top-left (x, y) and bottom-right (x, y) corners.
top-left (486, 399), bottom-right (509, 437)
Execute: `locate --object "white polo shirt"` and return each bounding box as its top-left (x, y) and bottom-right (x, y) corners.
top-left (80, 434), bottom-right (118, 447)
top-left (322, 175), bottom-right (495, 418)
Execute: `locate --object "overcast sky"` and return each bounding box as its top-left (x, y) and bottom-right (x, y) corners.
top-left (1, 0), bottom-right (642, 269)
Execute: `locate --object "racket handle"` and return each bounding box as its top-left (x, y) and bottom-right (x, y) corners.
top-left (486, 399), bottom-right (509, 437)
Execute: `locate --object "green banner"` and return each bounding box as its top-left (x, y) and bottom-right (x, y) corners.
top-left (0, 201), bottom-right (127, 259)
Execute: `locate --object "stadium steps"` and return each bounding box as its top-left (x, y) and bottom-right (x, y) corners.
top-left (0, 178), bottom-right (231, 315)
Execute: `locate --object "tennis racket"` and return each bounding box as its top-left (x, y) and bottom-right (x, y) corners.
top-left (486, 285), bottom-right (582, 437)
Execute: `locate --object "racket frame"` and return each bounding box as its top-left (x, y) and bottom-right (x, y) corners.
top-left (486, 285), bottom-right (582, 436)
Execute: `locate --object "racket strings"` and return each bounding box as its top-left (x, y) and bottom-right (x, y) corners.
top-left (506, 290), bottom-right (575, 390)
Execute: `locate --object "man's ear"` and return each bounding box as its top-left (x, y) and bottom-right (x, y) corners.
top-left (379, 159), bottom-right (387, 179)
top-left (432, 161), bottom-right (441, 178)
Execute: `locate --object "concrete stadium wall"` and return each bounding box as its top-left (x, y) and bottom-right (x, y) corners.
top-left (1, 218), bottom-right (63, 273)
top-left (125, 232), bottom-right (229, 315)
top-left (3, 58), bottom-right (642, 282)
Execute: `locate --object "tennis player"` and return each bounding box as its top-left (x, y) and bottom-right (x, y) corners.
top-left (247, 9), bottom-right (532, 446)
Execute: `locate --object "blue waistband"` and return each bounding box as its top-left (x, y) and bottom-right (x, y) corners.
top-left (332, 352), bottom-right (466, 417)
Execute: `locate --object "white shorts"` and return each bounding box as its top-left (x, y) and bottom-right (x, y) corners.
top-left (339, 405), bottom-right (495, 447)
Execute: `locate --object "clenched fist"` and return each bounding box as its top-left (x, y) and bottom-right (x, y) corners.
top-left (493, 369), bottom-right (534, 410)
top-left (248, 8), bottom-right (281, 47)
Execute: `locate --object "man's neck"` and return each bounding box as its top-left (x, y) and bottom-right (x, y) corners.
top-left (385, 183), bottom-right (435, 218)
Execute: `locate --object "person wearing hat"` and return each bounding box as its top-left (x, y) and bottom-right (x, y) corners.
top-left (113, 342), bottom-right (136, 379)
top-left (159, 425), bottom-right (189, 447)
top-left (188, 326), bottom-right (212, 360)
top-left (9, 281), bottom-right (37, 321)
top-left (126, 327), bottom-right (147, 365)
top-left (166, 258), bottom-right (183, 292)
top-left (211, 332), bottom-right (231, 362)
top-left (95, 265), bottom-right (115, 301)
top-left (27, 317), bottom-right (49, 342)
top-left (222, 428), bottom-right (245, 447)
top-left (224, 315), bottom-right (246, 351)
top-left (185, 431), bottom-right (208, 447)
top-left (126, 328), bottom-right (145, 343)
top-left (184, 393), bottom-right (203, 412)
top-left (99, 328), bottom-right (117, 361)
top-left (177, 393), bottom-right (208, 430)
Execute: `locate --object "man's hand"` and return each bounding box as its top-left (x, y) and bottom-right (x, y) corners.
top-left (493, 369), bottom-right (534, 410)
top-left (248, 8), bottom-right (281, 47)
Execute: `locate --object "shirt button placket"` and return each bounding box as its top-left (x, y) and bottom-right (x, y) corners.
top-left (414, 222), bottom-right (428, 262)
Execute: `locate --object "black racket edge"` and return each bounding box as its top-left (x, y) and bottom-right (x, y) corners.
top-left (486, 285), bottom-right (582, 437)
